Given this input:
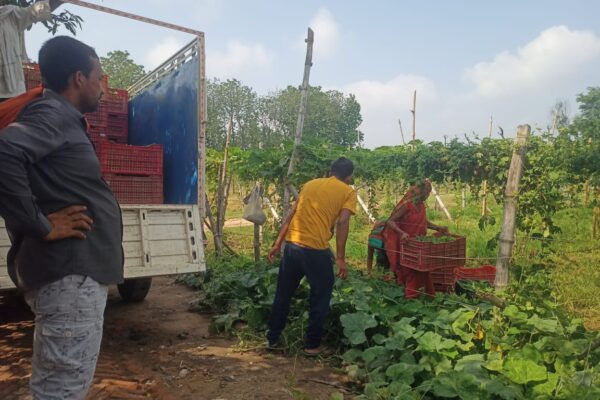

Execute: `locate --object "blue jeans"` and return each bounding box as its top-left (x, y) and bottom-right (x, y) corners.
top-left (25, 275), bottom-right (108, 400)
top-left (267, 243), bottom-right (334, 349)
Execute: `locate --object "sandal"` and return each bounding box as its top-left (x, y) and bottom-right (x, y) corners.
top-left (264, 341), bottom-right (285, 352)
top-left (303, 346), bottom-right (334, 357)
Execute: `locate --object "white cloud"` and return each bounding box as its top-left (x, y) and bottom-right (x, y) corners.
top-left (307, 8), bottom-right (340, 57)
top-left (341, 75), bottom-right (437, 147)
top-left (208, 41), bottom-right (274, 79)
top-left (465, 25), bottom-right (600, 98)
top-left (145, 36), bottom-right (186, 70)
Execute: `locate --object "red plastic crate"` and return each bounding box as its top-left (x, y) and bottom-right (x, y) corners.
top-left (23, 63), bottom-right (41, 90)
top-left (431, 266), bottom-right (456, 292)
top-left (455, 265), bottom-right (496, 285)
top-left (85, 109), bottom-right (107, 129)
top-left (105, 113), bottom-right (128, 142)
top-left (97, 141), bottom-right (163, 176)
top-left (104, 174), bottom-right (163, 204)
top-left (399, 234), bottom-right (466, 272)
top-left (101, 88), bottom-right (128, 114)
top-left (87, 128), bottom-right (107, 146)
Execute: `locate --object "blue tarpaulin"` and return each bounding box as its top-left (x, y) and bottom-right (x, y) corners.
top-left (128, 58), bottom-right (199, 205)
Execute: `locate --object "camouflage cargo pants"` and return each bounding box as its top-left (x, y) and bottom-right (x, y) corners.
top-left (25, 275), bottom-right (107, 400)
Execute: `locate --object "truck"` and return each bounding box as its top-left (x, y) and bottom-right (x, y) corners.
top-left (0, 35), bottom-right (207, 302)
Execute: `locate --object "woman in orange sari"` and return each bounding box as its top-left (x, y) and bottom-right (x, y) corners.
top-left (382, 179), bottom-right (448, 299)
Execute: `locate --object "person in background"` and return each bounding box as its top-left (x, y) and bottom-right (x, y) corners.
top-left (0, 0), bottom-right (63, 101)
top-left (266, 157), bottom-right (357, 356)
top-left (382, 179), bottom-right (449, 299)
top-left (0, 36), bottom-right (123, 399)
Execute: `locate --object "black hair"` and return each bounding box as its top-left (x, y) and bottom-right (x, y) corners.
top-left (330, 157), bottom-right (354, 180)
top-left (38, 36), bottom-right (99, 92)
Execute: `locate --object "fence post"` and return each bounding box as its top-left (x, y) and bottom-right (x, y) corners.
top-left (283, 28), bottom-right (314, 220)
top-left (495, 124), bottom-right (530, 289)
top-left (253, 224), bottom-right (261, 263)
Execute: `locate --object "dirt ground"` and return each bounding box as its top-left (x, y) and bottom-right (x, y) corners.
top-left (0, 277), bottom-right (350, 400)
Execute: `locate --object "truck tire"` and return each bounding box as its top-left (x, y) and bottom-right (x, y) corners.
top-left (118, 278), bottom-right (152, 302)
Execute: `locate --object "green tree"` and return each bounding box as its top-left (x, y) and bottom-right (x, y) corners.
top-left (261, 85), bottom-right (363, 147)
top-left (99, 50), bottom-right (145, 89)
top-left (0, 0), bottom-right (83, 35)
top-left (207, 78), bottom-right (259, 150)
top-left (567, 87), bottom-right (600, 183)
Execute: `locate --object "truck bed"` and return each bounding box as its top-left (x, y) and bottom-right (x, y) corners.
top-left (0, 205), bottom-right (205, 291)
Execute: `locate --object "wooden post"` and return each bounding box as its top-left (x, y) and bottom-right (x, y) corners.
top-left (263, 196), bottom-right (280, 222)
top-left (411, 90), bottom-right (417, 141)
top-left (253, 223), bottom-right (261, 263)
top-left (351, 185), bottom-right (376, 223)
top-left (430, 184), bottom-right (452, 221)
top-left (481, 116), bottom-right (493, 216)
top-left (495, 124), bottom-right (530, 289)
top-left (204, 193), bottom-right (223, 254)
top-left (398, 119), bottom-right (406, 145)
top-left (283, 28), bottom-right (314, 220)
top-left (215, 114), bottom-right (233, 256)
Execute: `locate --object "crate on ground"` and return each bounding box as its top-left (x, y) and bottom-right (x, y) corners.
top-left (431, 266), bottom-right (456, 292)
top-left (97, 141), bottom-right (163, 176)
top-left (455, 265), bottom-right (496, 285)
top-left (105, 112), bottom-right (128, 142)
top-left (399, 234), bottom-right (466, 272)
top-left (103, 174), bottom-right (163, 204)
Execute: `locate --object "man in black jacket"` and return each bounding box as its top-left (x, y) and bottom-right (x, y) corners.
top-left (0, 36), bottom-right (123, 399)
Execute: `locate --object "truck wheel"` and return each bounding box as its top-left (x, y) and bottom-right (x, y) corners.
top-left (118, 278), bottom-right (152, 302)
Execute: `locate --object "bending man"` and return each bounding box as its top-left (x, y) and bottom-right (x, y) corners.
top-left (267, 157), bottom-right (357, 356)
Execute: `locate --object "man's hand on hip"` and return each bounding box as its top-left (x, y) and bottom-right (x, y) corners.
top-left (44, 205), bottom-right (93, 241)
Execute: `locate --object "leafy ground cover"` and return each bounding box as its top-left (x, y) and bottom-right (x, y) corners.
top-left (180, 253), bottom-right (600, 399)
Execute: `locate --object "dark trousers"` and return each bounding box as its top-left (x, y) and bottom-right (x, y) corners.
top-left (267, 242), bottom-right (335, 349)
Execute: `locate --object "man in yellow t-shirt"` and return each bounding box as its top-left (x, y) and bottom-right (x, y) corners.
top-left (266, 157), bottom-right (357, 355)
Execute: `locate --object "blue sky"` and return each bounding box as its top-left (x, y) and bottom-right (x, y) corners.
top-left (25, 0), bottom-right (600, 148)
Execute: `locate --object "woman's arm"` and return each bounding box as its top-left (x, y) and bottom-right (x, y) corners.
top-left (386, 204), bottom-right (409, 239)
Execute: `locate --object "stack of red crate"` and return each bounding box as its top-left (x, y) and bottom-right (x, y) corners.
top-left (23, 63), bottom-right (41, 90)
top-left (97, 141), bottom-right (164, 204)
top-left (89, 85), bottom-right (164, 204)
top-left (20, 64), bottom-right (164, 204)
top-left (86, 88), bottom-right (129, 144)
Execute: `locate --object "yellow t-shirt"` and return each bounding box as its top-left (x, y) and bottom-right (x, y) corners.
top-left (285, 176), bottom-right (357, 250)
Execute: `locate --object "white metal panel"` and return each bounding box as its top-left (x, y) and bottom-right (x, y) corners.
top-left (0, 205), bottom-right (205, 290)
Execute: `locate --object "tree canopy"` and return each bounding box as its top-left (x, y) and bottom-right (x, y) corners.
top-left (100, 50), bottom-right (146, 89)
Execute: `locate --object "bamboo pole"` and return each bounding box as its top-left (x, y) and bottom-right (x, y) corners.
top-left (481, 116), bottom-right (493, 216)
top-left (430, 184), bottom-right (452, 221)
top-left (204, 194), bottom-right (223, 255)
top-left (398, 119), bottom-right (406, 145)
top-left (351, 185), bottom-right (376, 223)
top-left (411, 90), bottom-right (417, 141)
top-left (253, 223), bottom-right (261, 263)
top-left (495, 125), bottom-right (530, 289)
top-left (263, 196), bottom-right (280, 222)
top-left (215, 114), bottom-right (233, 256)
top-left (283, 28), bottom-right (314, 220)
